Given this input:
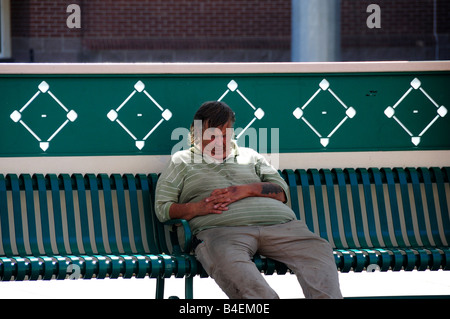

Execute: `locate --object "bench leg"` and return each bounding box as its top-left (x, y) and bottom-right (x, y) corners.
top-left (156, 276), bottom-right (193, 299)
top-left (156, 277), bottom-right (165, 299)
top-left (185, 276), bottom-right (193, 299)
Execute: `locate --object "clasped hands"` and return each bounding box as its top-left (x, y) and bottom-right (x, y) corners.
top-left (169, 182), bottom-right (285, 221)
top-left (197, 185), bottom-right (247, 216)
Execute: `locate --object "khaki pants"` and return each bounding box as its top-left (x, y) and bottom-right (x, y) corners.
top-left (195, 220), bottom-right (342, 299)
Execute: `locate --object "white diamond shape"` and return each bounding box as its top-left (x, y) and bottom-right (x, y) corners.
top-left (293, 78), bottom-right (356, 148)
top-left (67, 110), bottom-right (78, 122)
top-left (107, 110), bottom-right (118, 121)
top-left (254, 108), bottom-right (265, 120)
top-left (38, 81), bottom-right (50, 93)
top-left (108, 80), bottom-right (171, 147)
top-left (227, 80), bottom-right (238, 92)
top-left (319, 79), bottom-right (330, 90)
top-left (346, 106), bottom-right (356, 118)
top-left (134, 80), bottom-right (145, 92)
top-left (162, 109), bottom-right (172, 121)
top-left (293, 107), bottom-right (303, 119)
top-left (384, 106), bottom-right (395, 118)
top-left (437, 105), bottom-right (447, 117)
top-left (411, 78), bottom-right (421, 89)
top-left (11, 81), bottom-right (78, 152)
top-left (10, 110), bottom-right (21, 122)
top-left (386, 77), bottom-right (447, 146)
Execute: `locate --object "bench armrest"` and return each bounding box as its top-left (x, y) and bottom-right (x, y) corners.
top-left (163, 219), bottom-right (193, 253)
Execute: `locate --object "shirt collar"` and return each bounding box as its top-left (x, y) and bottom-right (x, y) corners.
top-left (191, 140), bottom-right (239, 163)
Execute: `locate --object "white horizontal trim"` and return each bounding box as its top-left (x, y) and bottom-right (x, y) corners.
top-left (0, 61), bottom-right (449, 75)
top-left (0, 150), bottom-right (449, 175)
top-left (271, 150), bottom-right (450, 171)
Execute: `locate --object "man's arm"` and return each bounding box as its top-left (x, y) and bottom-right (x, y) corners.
top-left (208, 182), bottom-right (287, 209)
top-left (168, 182), bottom-right (286, 221)
top-left (168, 197), bottom-right (228, 221)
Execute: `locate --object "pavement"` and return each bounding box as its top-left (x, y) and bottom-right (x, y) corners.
top-left (0, 269), bottom-right (448, 299)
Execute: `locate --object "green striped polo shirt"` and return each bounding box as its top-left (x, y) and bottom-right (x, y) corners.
top-left (155, 142), bottom-right (296, 235)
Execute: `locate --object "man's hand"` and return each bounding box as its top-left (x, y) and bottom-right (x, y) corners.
top-left (169, 196), bottom-right (228, 221)
top-left (206, 182), bottom-right (286, 209)
top-left (169, 182), bottom-right (286, 221)
top-left (206, 185), bottom-right (248, 208)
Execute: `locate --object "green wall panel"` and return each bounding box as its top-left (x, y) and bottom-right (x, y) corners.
top-left (0, 71), bottom-right (449, 157)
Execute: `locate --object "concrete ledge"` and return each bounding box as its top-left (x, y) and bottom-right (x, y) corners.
top-left (0, 61), bottom-right (449, 74)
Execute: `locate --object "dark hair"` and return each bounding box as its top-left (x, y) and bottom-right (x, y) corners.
top-left (190, 101), bottom-right (235, 144)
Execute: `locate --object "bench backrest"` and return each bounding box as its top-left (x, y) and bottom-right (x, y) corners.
top-left (1, 168), bottom-right (449, 258)
top-left (0, 173), bottom-right (164, 257)
top-left (282, 167), bottom-right (450, 249)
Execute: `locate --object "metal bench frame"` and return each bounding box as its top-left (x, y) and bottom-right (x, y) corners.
top-left (0, 167), bottom-right (449, 298)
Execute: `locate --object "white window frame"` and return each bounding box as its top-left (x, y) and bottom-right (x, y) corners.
top-left (0, 0), bottom-right (11, 59)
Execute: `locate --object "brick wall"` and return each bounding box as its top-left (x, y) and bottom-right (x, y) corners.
top-left (341, 0), bottom-right (449, 43)
top-left (12, 0), bottom-right (81, 38)
top-left (12, 0), bottom-right (290, 50)
top-left (10, 0), bottom-right (450, 62)
top-left (84, 0), bottom-right (289, 51)
top-left (340, 0), bottom-right (450, 60)
top-left (83, 0), bottom-right (290, 38)
top-left (342, 0), bottom-right (435, 35)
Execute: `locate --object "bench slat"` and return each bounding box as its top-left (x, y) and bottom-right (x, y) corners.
top-left (74, 173), bottom-right (93, 255)
top-left (281, 169), bottom-right (301, 220)
top-left (9, 175), bottom-right (25, 256)
top-left (333, 168), bottom-right (356, 248)
top-left (22, 174), bottom-right (38, 256)
top-left (99, 174), bottom-right (118, 254)
top-left (60, 174), bottom-right (77, 255)
top-left (359, 168), bottom-right (381, 247)
top-left (310, 169), bottom-right (329, 242)
top-left (113, 174), bottom-right (132, 253)
top-left (48, 174), bottom-right (67, 256)
top-left (431, 167), bottom-right (450, 246)
top-left (125, 174), bottom-right (145, 253)
top-left (0, 175), bottom-right (11, 256)
top-left (296, 169), bottom-right (314, 232)
top-left (346, 168), bottom-right (369, 248)
top-left (136, 174), bottom-right (160, 253)
top-left (323, 169), bottom-right (344, 248)
top-left (396, 168), bottom-right (419, 247)
top-left (370, 168), bottom-right (394, 247)
top-left (408, 168), bottom-right (432, 247)
top-left (85, 174), bottom-right (104, 254)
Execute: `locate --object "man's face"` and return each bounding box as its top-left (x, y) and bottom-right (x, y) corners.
top-left (201, 120), bottom-right (234, 160)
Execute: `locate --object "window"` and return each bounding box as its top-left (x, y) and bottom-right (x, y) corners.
top-left (0, 0), bottom-right (11, 60)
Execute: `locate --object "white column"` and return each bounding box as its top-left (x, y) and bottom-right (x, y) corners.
top-left (291, 0), bottom-right (341, 62)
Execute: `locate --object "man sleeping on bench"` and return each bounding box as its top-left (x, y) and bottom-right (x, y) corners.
top-left (155, 101), bottom-right (342, 299)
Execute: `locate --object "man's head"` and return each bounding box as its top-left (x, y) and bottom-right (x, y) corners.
top-left (190, 101), bottom-right (236, 159)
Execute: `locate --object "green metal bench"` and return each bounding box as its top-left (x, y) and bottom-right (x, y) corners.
top-left (0, 168), bottom-right (449, 299)
top-left (164, 167), bottom-right (450, 297)
top-left (280, 167), bottom-right (450, 273)
top-left (0, 173), bottom-right (196, 299)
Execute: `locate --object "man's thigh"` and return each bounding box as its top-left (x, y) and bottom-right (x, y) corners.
top-left (194, 226), bottom-right (259, 273)
top-left (258, 220), bottom-right (334, 266)
top-left (194, 226), bottom-right (278, 298)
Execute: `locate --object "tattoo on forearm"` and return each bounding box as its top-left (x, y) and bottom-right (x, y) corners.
top-left (261, 183), bottom-right (283, 195)
top-left (228, 186), bottom-right (237, 193)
